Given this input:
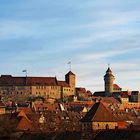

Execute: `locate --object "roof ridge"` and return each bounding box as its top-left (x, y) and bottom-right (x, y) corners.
top-left (18, 110), bottom-right (32, 123)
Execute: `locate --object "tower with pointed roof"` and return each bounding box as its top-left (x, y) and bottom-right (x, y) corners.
top-left (104, 67), bottom-right (115, 96)
top-left (65, 71), bottom-right (76, 95)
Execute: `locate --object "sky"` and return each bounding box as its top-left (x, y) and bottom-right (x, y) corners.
top-left (0, 0), bottom-right (140, 92)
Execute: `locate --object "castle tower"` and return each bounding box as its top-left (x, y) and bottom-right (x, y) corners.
top-left (104, 67), bottom-right (115, 96)
top-left (65, 71), bottom-right (76, 95)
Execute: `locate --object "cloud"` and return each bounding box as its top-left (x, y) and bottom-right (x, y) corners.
top-left (0, 0), bottom-right (140, 92)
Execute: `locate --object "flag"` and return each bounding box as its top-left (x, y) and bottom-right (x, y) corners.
top-left (22, 70), bottom-right (27, 72)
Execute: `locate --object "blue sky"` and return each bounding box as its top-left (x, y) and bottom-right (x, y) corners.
top-left (0, 0), bottom-right (140, 92)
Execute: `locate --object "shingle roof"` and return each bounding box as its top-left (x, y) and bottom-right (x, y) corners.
top-left (0, 102), bottom-right (5, 107)
top-left (120, 91), bottom-right (129, 98)
top-left (106, 67), bottom-right (112, 72)
top-left (0, 75), bottom-right (58, 86)
top-left (104, 67), bottom-right (114, 77)
top-left (18, 110), bottom-right (32, 123)
top-left (16, 117), bottom-right (33, 131)
top-left (32, 102), bottom-right (60, 112)
top-left (81, 102), bottom-right (122, 122)
top-left (17, 110), bottom-right (35, 131)
top-left (113, 84), bottom-right (121, 89)
top-left (58, 81), bottom-right (70, 87)
top-left (101, 97), bottom-right (120, 105)
top-left (76, 88), bottom-right (86, 92)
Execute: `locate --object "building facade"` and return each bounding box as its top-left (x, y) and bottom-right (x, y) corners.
top-left (0, 71), bottom-right (76, 102)
top-left (81, 102), bottom-right (127, 131)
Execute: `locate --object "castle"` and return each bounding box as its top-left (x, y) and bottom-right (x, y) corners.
top-left (0, 71), bottom-right (76, 102)
top-left (94, 67), bottom-right (140, 109)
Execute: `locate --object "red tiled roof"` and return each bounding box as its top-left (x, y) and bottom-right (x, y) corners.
top-left (121, 94), bottom-right (129, 98)
top-left (0, 102), bottom-right (5, 107)
top-left (101, 97), bottom-right (120, 105)
top-left (76, 88), bottom-right (86, 92)
top-left (106, 67), bottom-right (112, 73)
top-left (58, 81), bottom-right (70, 87)
top-left (16, 117), bottom-right (33, 131)
top-left (18, 107), bottom-right (33, 114)
top-left (26, 77), bottom-right (58, 86)
top-left (81, 102), bottom-right (122, 122)
top-left (32, 102), bottom-right (60, 112)
top-left (113, 84), bottom-right (121, 89)
top-left (120, 91), bottom-right (129, 98)
top-left (0, 75), bottom-right (58, 86)
top-left (104, 67), bottom-right (114, 77)
top-left (18, 110), bottom-right (32, 123)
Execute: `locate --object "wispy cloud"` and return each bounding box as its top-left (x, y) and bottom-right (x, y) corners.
top-left (0, 0), bottom-right (140, 92)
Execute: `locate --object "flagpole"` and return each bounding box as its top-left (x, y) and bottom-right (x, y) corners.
top-left (26, 70), bottom-right (27, 77)
top-left (22, 69), bottom-right (27, 85)
top-left (22, 70), bottom-right (27, 77)
top-left (70, 62), bottom-right (71, 71)
top-left (68, 61), bottom-right (71, 71)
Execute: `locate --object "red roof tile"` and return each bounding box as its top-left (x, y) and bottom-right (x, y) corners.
top-left (81, 102), bottom-right (122, 122)
top-left (76, 88), bottom-right (86, 92)
top-left (18, 110), bottom-right (32, 123)
top-left (16, 117), bottom-right (33, 131)
top-left (0, 102), bottom-right (5, 107)
top-left (17, 107), bottom-right (33, 114)
top-left (120, 91), bottom-right (129, 98)
top-left (106, 67), bottom-right (112, 73)
top-left (0, 75), bottom-right (58, 86)
top-left (113, 84), bottom-right (121, 89)
top-left (101, 97), bottom-right (120, 105)
top-left (58, 81), bottom-right (70, 87)
top-left (32, 102), bottom-right (60, 112)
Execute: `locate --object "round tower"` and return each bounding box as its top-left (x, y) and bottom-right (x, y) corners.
top-left (104, 67), bottom-right (115, 96)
